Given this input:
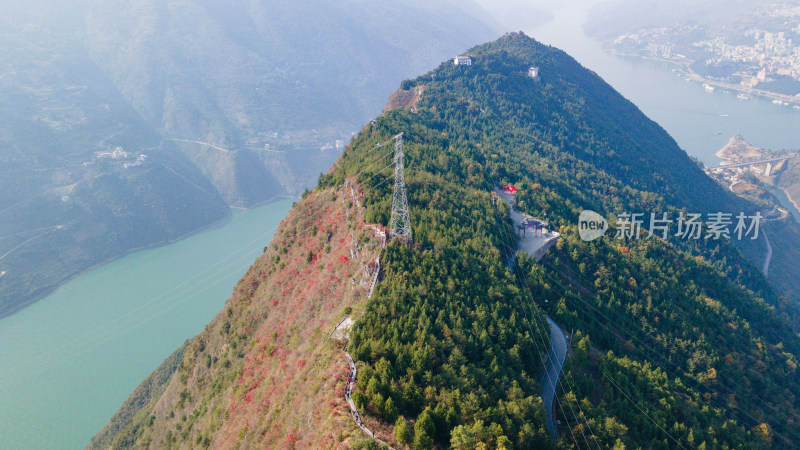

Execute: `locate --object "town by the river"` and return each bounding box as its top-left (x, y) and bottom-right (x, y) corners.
top-left (2, 1), bottom-right (800, 448)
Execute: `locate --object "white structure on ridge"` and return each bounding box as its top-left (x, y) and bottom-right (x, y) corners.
top-left (454, 55), bottom-right (472, 66)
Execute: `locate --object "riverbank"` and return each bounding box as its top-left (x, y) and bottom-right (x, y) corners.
top-left (709, 137), bottom-right (800, 222)
top-left (0, 208), bottom-right (233, 321)
top-left (778, 186), bottom-right (800, 221)
top-left (605, 49), bottom-right (800, 107)
top-left (229, 193), bottom-right (296, 211)
top-left (1, 193), bottom-right (300, 320)
top-left (715, 135), bottom-right (767, 161)
top-left (0, 199), bottom-right (294, 449)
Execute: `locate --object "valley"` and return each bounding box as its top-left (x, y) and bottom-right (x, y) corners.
top-left (5, 1), bottom-right (800, 448)
top-left (0, 0), bottom-right (497, 317)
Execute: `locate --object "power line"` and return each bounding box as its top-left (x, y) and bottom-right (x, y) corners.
top-left (602, 371), bottom-right (689, 450)
top-left (485, 196), bottom-right (603, 449)
top-left (487, 192), bottom-right (696, 448)
top-left (403, 181), bottom-right (600, 447)
top-left (482, 116), bottom-right (800, 444)
top-left (536, 255), bottom-right (800, 447)
top-left (358, 166), bottom-right (586, 447)
top-left (318, 128), bottom-right (789, 446)
top-left (358, 128), bottom-right (788, 447)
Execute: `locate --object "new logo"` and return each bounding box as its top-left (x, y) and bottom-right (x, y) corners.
top-left (578, 210), bottom-right (608, 242)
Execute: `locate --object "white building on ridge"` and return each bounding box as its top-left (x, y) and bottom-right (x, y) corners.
top-left (454, 55), bottom-right (472, 66)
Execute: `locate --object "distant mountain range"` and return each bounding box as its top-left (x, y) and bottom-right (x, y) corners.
top-left (0, 0), bottom-right (498, 317)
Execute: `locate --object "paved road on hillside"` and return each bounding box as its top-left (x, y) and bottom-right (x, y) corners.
top-left (494, 187), bottom-right (560, 263)
top-left (763, 231), bottom-right (772, 277)
top-left (492, 186), bottom-right (567, 436)
top-left (542, 316), bottom-right (568, 437)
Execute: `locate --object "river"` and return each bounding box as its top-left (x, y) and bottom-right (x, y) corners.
top-left (2, 3), bottom-right (800, 449)
top-left (0, 199), bottom-right (293, 449)
top-left (766, 186), bottom-right (800, 223)
top-left (523, 0), bottom-right (800, 166)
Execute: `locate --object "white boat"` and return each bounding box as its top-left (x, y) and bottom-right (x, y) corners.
top-left (773, 99), bottom-right (783, 105)
top-left (793, 105), bottom-right (800, 110)
top-left (703, 84), bottom-right (715, 92)
top-left (737, 93), bottom-right (750, 100)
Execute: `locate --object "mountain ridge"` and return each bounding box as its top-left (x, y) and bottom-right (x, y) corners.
top-left (97, 32), bottom-right (800, 448)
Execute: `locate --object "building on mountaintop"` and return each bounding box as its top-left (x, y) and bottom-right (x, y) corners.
top-left (454, 55), bottom-right (472, 66)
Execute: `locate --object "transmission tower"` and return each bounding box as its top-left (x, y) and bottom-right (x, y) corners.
top-left (389, 133), bottom-right (412, 244)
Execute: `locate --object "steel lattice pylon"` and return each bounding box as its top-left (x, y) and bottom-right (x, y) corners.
top-left (389, 133), bottom-right (412, 244)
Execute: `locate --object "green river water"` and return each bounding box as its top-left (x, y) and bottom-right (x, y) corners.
top-left (0, 199), bottom-right (293, 449)
top-left (3, 3), bottom-right (800, 448)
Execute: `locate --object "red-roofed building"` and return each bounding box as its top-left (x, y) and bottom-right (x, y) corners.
top-left (502, 185), bottom-right (517, 194)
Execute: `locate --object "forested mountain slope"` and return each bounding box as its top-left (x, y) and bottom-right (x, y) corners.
top-left (99, 33), bottom-right (800, 448)
top-left (0, 0), bottom-right (497, 317)
top-left (83, 0), bottom-right (499, 206)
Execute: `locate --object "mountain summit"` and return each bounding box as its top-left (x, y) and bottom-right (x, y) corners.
top-left (96, 32), bottom-right (800, 448)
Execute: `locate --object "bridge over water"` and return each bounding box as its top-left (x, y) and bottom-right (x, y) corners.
top-left (708, 154), bottom-right (797, 170)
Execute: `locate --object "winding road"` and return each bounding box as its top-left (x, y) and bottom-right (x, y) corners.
top-left (762, 231), bottom-right (772, 277)
top-left (542, 316), bottom-right (568, 437)
top-left (493, 187), bottom-right (567, 437)
top-left (168, 138), bottom-right (230, 153)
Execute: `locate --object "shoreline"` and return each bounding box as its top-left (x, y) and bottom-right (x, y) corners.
top-left (713, 135), bottom-right (768, 163)
top-left (779, 186), bottom-right (800, 217)
top-left (715, 136), bottom-right (739, 160)
top-left (229, 193), bottom-right (296, 211)
top-left (707, 137), bottom-right (800, 221)
top-left (0, 196), bottom-right (296, 321)
top-left (606, 49), bottom-right (800, 106)
top-left (0, 210), bottom-right (232, 321)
